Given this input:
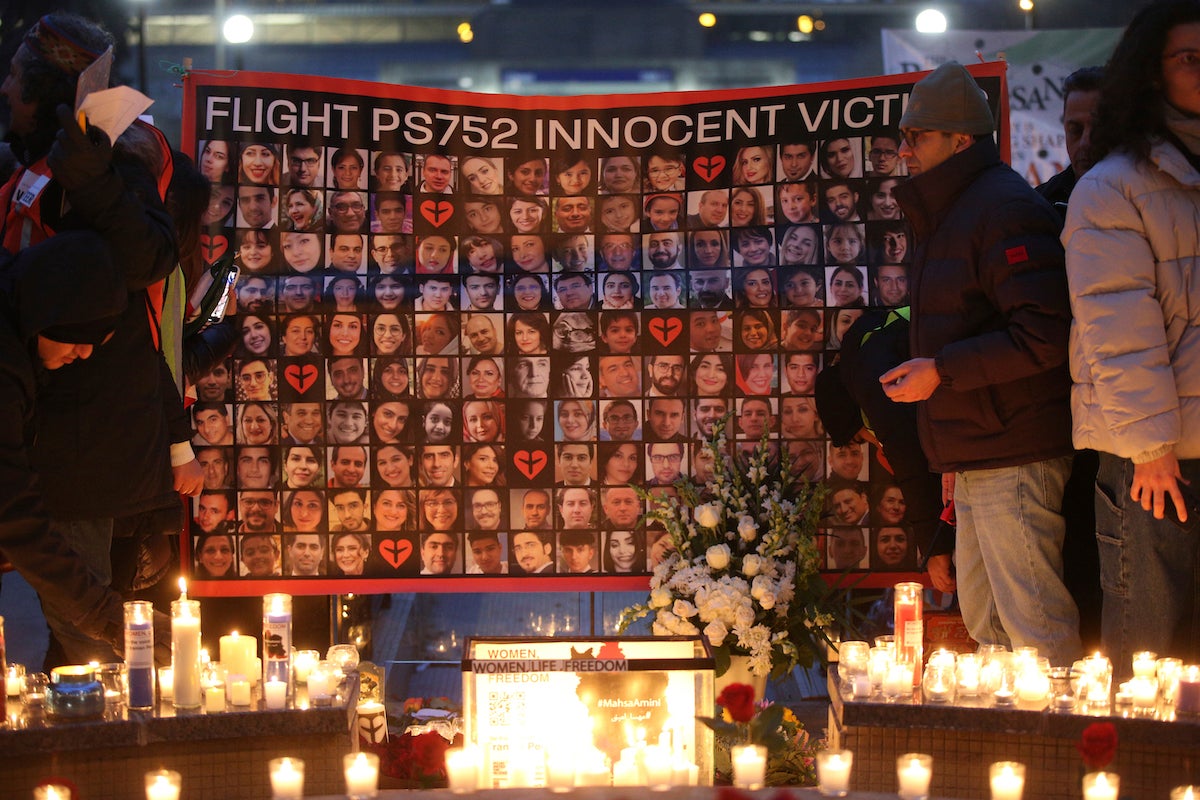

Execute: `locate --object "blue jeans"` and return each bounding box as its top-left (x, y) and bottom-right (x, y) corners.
top-left (1095, 453), bottom-right (1200, 678)
top-left (41, 517), bottom-right (119, 665)
top-left (954, 456), bottom-right (1081, 666)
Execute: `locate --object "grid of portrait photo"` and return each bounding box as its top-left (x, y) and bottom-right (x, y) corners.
top-left (187, 128), bottom-right (919, 582)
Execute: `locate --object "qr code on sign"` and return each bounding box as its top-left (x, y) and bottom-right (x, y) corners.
top-left (487, 690), bottom-right (526, 727)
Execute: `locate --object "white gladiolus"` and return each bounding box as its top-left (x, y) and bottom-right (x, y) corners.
top-left (694, 502), bottom-right (721, 528)
top-left (705, 544), bottom-right (731, 570)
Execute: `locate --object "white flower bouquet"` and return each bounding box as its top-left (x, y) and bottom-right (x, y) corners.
top-left (620, 418), bottom-right (851, 679)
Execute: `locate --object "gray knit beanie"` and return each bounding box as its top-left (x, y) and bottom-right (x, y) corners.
top-left (899, 61), bottom-right (995, 135)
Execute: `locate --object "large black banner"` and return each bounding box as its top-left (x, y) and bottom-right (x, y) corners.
top-left (181, 63), bottom-right (1008, 595)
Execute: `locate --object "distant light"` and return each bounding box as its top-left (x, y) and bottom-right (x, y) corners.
top-left (223, 14), bottom-right (254, 44)
top-left (1018, 0), bottom-right (1034, 10)
top-left (915, 9), bottom-right (948, 33)
top-left (457, 22), bottom-right (471, 36)
top-left (698, 12), bottom-right (717, 28)
top-left (815, 19), bottom-right (826, 31)
top-left (458, 23), bottom-right (474, 43)
top-left (748, 30), bottom-right (771, 42)
top-left (797, 15), bottom-right (814, 34)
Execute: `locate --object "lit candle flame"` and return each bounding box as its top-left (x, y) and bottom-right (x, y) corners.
top-left (178, 576), bottom-right (188, 600)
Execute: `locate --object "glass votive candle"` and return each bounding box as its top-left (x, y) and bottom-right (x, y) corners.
top-left (955, 653), bottom-right (981, 697)
top-left (1132, 650), bottom-right (1158, 678)
top-left (157, 667), bottom-right (174, 702)
top-left (446, 745), bottom-right (482, 792)
top-left (642, 744), bottom-right (673, 791)
top-left (22, 672), bottom-right (49, 708)
top-left (896, 753), bottom-right (933, 800)
top-left (1082, 770), bottom-right (1119, 800)
top-left (306, 661), bottom-right (333, 707)
top-left (921, 663), bottom-right (955, 703)
top-left (1081, 654), bottom-right (1113, 707)
top-left (884, 661), bottom-right (914, 701)
top-left (1158, 658), bottom-right (1184, 703)
top-left (838, 641), bottom-right (871, 698)
top-left (1015, 661), bottom-right (1050, 705)
top-left (97, 662), bottom-right (126, 705)
top-left (6, 663), bottom-right (26, 697)
top-left (264, 678), bottom-right (287, 710)
top-left (928, 648), bottom-right (957, 669)
top-left (33, 784), bottom-right (74, 800)
top-left (868, 645), bottom-right (893, 692)
top-left (874, 634), bottom-right (895, 652)
top-left (344, 751), bottom-right (380, 799)
top-left (327, 643), bottom-right (361, 672)
top-left (1170, 785), bottom-right (1199, 800)
top-left (1178, 665), bottom-right (1200, 714)
top-left (817, 749), bottom-right (853, 797)
top-left (732, 744), bottom-right (767, 789)
top-left (1128, 675), bottom-right (1158, 712)
top-left (292, 649), bottom-right (320, 684)
top-left (269, 756), bottom-right (305, 800)
top-left (989, 761), bottom-right (1025, 800)
top-left (144, 768), bottom-right (182, 800)
top-left (203, 680), bottom-right (226, 714)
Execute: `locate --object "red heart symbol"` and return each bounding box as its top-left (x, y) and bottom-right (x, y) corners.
top-left (377, 538), bottom-right (413, 569)
top-left (284, 363), bottom-right (318, 394)
top-left (513, 449), bottom-right (548, 480)
top-left (648, 317), bottom-right (683, 347)
top-left (419, 200), bottom-right (454, 227)
top-left (693, 155), bottom-right (726, 183)
top-left (200, 234), bottom-right (229, 264)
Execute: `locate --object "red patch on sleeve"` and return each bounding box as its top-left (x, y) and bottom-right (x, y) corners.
top-left (1005, 245), bottom-right (1029, 265)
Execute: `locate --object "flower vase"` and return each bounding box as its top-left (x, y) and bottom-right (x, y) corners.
top-left (716, 655), bottom-right (768, 699)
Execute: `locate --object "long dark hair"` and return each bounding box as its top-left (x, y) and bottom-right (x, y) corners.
top-left (1091, 0), bottom-right (1200, 164)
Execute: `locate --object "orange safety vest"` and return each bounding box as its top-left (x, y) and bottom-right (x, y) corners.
top-left (0, 119), bottom-right (176, 349)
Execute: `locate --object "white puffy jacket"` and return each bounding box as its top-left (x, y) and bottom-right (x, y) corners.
top-left (1064, 138), bottom-right (1200, 463)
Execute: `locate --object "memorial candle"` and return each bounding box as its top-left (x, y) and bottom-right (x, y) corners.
top-left (817, 749), bottom-right (853, 797)
top-left (171, 581), bottom-right (202, 710)
top-left (989, 761), bottom-right (1025, 800)
top-left (344, 752), bottom-right (379, 799)
top-left (1082, 771), bottom-right (1118, 800)
top-left (263, 594), bottom-right (293, 690)
top-left (894, 582), bottom-right (923, 686)
top-left (269, 757), bottom-right (304, 800)
top-left (731, 745), bottom-right (766, 789)
top-left (897, 753), bottom-right (933, 800)
top-left (219, 631), bottom-right (256, 683)
top-left (1178, 665), bottom-right (1200, 714)
top-left (124, 601), bottom-right (155, 710)
top-left (144, 769), bottom-right (181, 800)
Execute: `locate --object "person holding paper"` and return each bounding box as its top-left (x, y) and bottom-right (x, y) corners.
top-left (1, 13), bottom-right (183, 667)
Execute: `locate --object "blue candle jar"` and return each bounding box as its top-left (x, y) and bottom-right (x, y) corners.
top-left (46, 665), bottom-right (105, 720)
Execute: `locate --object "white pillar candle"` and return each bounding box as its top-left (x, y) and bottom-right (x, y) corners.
top-left (204, 681), bottom-right (225, 713)
top-left (171, 597), bottom-right (202, 710)
top-left (612, 756), bottom-right (641, 787)
top-left (6, 663), bottom-right (25, 697)
top-left (228, 675), bottom-right (251, 707)
top-left (956, 654), bottom-right (981, 696)
top-left (1082, 771), bottom-right (1118, 800)
top-left (446, 746), bottom-right (482, 793)
top-left (989, 761), bottom-right (1025, 800)
top-left (344, 751), bottom-right (379, 798)
top-left (264, 678), bottom-right (287, 710)
top-left (817, 749), bottom-right (853, 796)
top-left (1132, 651), bottom-right (1158, 678)
top-left (1129, 676), bottom-right (1158, 709)
top-left (1016, 668), bottom-right (1050, 704)
top-left (732, 744), bottom-right (766, 790)
top-left (218, 632), bottom-right (257, 683)
top-left (897, 753), bottom-right (933, 800)
top-left (642, 745), bottom-right (673, 790)
top-left (144, 769), bottom-right (181, 800)
top-left (543, 748), bottom-right (576, 791)
top-left (506, 747), bottom-right (538, 788)
top-left (269, 757), bottom-right (305, 800)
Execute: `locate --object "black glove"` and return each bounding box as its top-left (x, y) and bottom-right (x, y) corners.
top-left (47, 104), bottom-right (113, 191)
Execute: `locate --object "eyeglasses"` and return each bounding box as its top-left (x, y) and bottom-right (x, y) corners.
top-left (472, 501), bottom-right (501, 511)
top-left (289, 157), bottom-right (319, 167)
top-left (648, 165), bottom-right (681, 177)
top-left (653, 363), bottom-right (685, 375)
top-left (900, 129), bottom-right (934, 149)
top-left (333, 202), bottom-right (365, 212)
top-left (241, 497), bottom-right (276, 508)
top-left (649, 453), bottom-right (682, 464)
top-left (869, 148), bottom-right (899, 158)
top-left (422, 499), bottom-right (457, 510)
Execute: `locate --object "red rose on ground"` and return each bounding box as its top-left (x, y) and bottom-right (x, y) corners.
top-left (1077, 722), bottom-right (1117, 770)
top-left (717, 683), bottom-right (758, 723)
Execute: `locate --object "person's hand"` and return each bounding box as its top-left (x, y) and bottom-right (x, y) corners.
top-left (926, 553), bottom-right (956, 593)
top-left (942, 472), bottom-right (956, 506)
top-left (1132, 451), bottom-right (1187, 522)
top-left (48, 105), bottom-right (113, 191)
top-left (880, 357), bottom-right (942, 403)
top-left (174, 458), bottom-right (204, 496)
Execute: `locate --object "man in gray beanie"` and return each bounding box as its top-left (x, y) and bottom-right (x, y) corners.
top-left (878, 62), bottom-right (1081, 665)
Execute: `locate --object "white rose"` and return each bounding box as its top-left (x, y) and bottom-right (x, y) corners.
top-left (737, 516), bottom-right (757, 542)
top-left (673, 599), bottom-right (698, 619)
top-left (694, 502), bottom-right (721, 528)
top-left (703, 619), bottom-right (730, 648)
top-left (752, 575), bottom-right (777, 610)
top-left (742, 554), bottom-right (762, 577)
top-left (649, 587), bottom-right (674, 608)
top-left (705, 544), bottom-right (732, 571)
